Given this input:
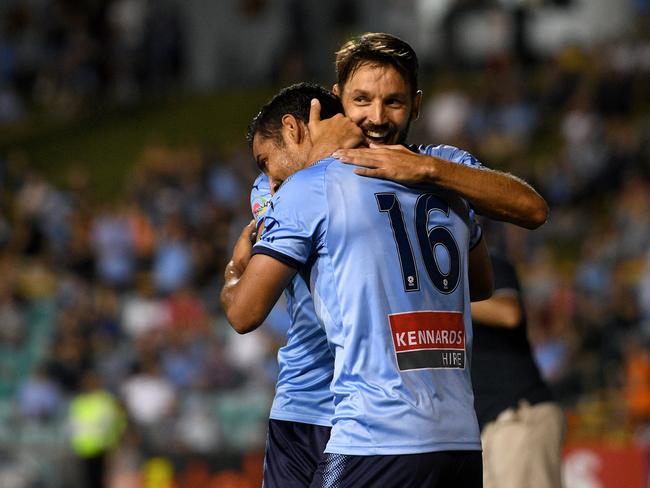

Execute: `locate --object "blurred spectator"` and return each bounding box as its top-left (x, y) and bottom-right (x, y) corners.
top-left (125, 200), bottom-right (155, 270)
top-left (624, 339), bottom-right (650, 427)
top-left (91, 205), bottom-right (136, 288)
top-left (0, 279), bottom-right (24, 346)
top-left (423, 81), bottom-right (471, 144)
top-left (641, 251), bottom-right (650, 334)
top-left (121, 274), bottom-right (169, 339)
top-left (17, 366), bottom-right (62, 421)
top-left (0, 212), bottom-right (10, 249)
top-left (47, 327), bottom-right (90, 393)
top-left (175, 393), bottom-right (221, 453)
top-left (120, 358), bottom-right (176, 428)
top-left (197, 336), bottom-right (245, 391)
top-left (13, 170), bottom-right (67, 253)
top-left (15, 255), bottom-right (57, 299)
top-left (107, 0), bottom-right (150, 103)
top-left (66, 208), bottom-right (95, 281)
top-left (152, 219), bottom-right (193, 294)
top-left (166, 286), bottom-right (208, 332)
top-left (68, 371), bottom-right (126, 488)
top-left (208, 155), bottom-right (246, 211)
top-left (92, 331), bottom-right (135, 395)
top-left (0, 83), bottom-right (24, 123)
top-left (160, 328), bottom-right (205, 391)
top-left (223, 325), bottom-right (275, 383)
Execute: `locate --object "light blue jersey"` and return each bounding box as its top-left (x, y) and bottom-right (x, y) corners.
top-left (253, 146), bottom-right (484, 455)
top-left (250, 174), bottom-right (334, 426)
top-left (411, 143), bottom-right (483, 169)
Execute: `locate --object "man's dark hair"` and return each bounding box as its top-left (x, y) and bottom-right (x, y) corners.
top-left (335, 32), bottom-right (419, 97)
top-left (247, 82), bottom-right (343, 147)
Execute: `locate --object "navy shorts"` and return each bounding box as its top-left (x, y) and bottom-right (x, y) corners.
top-left (310, 450), bottom-right (482, 488)
top-left (263, 419), bottom-right (332, 488)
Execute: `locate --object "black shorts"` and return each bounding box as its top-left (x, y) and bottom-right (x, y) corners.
top-left (310, 450), bottom-right (482, 488)
top-left (263, 418), bottom-right (332, 488)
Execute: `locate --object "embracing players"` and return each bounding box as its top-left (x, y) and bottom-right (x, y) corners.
top-left (223, 33), bottom-right (548, 487)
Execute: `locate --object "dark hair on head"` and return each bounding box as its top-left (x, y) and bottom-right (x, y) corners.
top-left (246, 82), bottom-right (343, 147)
top-left (335, 32), bottom-right (419, 96)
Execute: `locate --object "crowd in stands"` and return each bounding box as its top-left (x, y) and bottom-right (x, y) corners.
top-left (2, 0), bottom-right (650, 485)
top-left (0, 138), bottom-right (277, 484)
top-left (0, 0), bottom-right (183, 122)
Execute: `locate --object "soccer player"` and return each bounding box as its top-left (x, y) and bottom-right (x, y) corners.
top-left (222, 82), bottom-right (493, 487)
top-left (252, 182), bottom-right (334, 488)
top-left (246, 87), bottom-right (354, 487)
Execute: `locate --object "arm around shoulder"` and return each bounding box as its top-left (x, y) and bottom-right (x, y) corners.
top-left (333, 145), bottom-right (548, 229)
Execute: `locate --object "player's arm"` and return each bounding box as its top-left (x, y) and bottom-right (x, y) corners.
top-left (220, 222), bottom-right (297, 334)
top-left (468, 236), bottom-right (493, 302)
top-left (334, 144), bottom-right (548, 230)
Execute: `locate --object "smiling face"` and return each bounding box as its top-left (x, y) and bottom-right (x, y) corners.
top-left (335, 62), bottom-right (421, 146)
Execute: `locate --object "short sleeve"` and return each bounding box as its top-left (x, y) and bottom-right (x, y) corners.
top-left (490, 254), bottom-right (520, 293)
top-left (418, 144), bottom-right (485, 169)
top-left (252, 164), bottom-right (328, 269)
top-left (250, 173), bottom-right (272, 225)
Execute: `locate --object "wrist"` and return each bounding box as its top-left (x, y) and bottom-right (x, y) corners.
top-left (423, 156), bottom-right (441, 182)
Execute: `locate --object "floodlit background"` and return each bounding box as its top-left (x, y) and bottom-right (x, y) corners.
top-left (0, 0), bottom-right (649, 486)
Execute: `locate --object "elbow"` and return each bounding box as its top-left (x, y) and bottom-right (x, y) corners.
top-left (531, 200), bottom-right (549, 229)
top-left (220, 291), bottom-right (263, 335)
top-left (225, 309), bottom-right (262, 335)
top-left (233, 323), bottom-right (258, 335)
top-left (523, 196), bottom-right (549, 230)
top-left (501, 308), bottom-right (522, 328)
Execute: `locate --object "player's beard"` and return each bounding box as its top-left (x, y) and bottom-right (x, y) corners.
top-left (361, 119), bottom-right (411, 146)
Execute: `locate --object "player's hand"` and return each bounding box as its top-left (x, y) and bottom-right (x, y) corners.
top-left (230, 220), bottom-right (256, 275)
top-left (334, 144), bottom-right (437, 186)
top-left (306, 99), bottom-right (364, 164)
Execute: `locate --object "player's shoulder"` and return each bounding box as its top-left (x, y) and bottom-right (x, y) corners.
top-left (272, 158), bottom-right (335, 206)
top-left (412, 143), bottom-right (483, 168)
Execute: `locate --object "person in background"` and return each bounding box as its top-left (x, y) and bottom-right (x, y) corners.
top-left (470, 224), bottom-right (565, 488)
top-left (68, 371), bottom-right (126, 488)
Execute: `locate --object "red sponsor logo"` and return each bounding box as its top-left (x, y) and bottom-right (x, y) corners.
top-left (389, 311), bottom-right (465, 353)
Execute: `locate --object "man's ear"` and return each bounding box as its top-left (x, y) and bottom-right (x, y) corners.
top-left (412, 90), bottom-right (423, 121)
top-left (281, 114), bottom-right (307, 144)
top-left (332, 84), bottom-right (341, 97)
